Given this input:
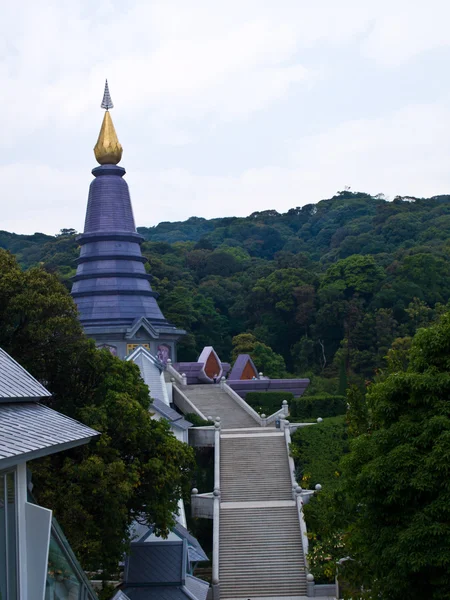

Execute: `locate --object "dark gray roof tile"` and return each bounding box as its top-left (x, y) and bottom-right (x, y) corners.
top-left (0, 403), bottom-right (99, 469)
top-left (184, 575), bottom-right (209, 600)
top-left (125, 542), bottom-right (184, 585)
top-left (0, 348), bottom-right (51, 402)
top-left (123, 586), bottom-right (188, 600)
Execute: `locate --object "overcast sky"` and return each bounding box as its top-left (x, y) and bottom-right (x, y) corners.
top-left (1, 0), bottom-right (450, 234)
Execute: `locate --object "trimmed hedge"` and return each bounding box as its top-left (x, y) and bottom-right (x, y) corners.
top-left (245, 391), bottom-right (294, 415)
top-left (184, 413), bottom-right (214, 427)
top-left (290, 394), bottom-right (346, 420)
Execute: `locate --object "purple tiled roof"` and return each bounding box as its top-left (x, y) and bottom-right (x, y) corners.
top-left (71, 164), bottom-right (173, 330)
top-left (228, 378), bottom-right (310, 399)
top-left (172, 360), bottom-right (231, 385)
top-left (228, 354), bottom-right (257, 380)
top-left (173, 363), bottom-right (203, 385)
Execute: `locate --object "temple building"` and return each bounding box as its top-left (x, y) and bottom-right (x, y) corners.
top-left (71, 81), bottom-right (185, 362)
top-left (0, 347), bottom-right (99, 600)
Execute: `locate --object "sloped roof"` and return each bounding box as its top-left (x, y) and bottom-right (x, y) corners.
top-left (128, 521), bottom-right (207, 563)
top-left (0, 402), bottom-right (99, 470)
top-left (184, 575), bottom-right (209, 600)
top-left (111, 592), bottom-right (131, 600)
top-left (151, 399), bottom-right (192, 431)
top-left (121, 587), bottom-right (188, 600)
top-left (0, 348), bottom-right (51, 402)
top-left (173, 523), bottom-right (208, 562)
top-left (127, 346), bottom-right (167, 403)
top-left (228, 353), bottom-right (258, 381)
top-left (125, 541), bottom-right (184, 585)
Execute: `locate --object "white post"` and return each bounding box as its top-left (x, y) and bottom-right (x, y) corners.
top-left (282, 399), bottom-right (289, 416)
top-left (307, 573), bottom-right (315, 597)
top-left (181, 372), bottom-right (187, 386)
top-left (16, 463), bottom-right (28, 600)
top-left (212, 421), bottom-right (221, 597)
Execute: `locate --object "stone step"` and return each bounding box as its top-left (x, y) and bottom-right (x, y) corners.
top-left (220, 585), bottom-right (307, 596)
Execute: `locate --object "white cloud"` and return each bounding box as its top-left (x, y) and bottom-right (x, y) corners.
top-left (1, 1), bottom-right (450, 235)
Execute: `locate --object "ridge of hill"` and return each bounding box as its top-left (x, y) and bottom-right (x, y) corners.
top-left (2, 190), bottom-right (450, 385)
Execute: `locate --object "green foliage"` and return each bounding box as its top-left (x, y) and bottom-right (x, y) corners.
top-left (0, 250), bottom-right (195, 576)
top-left (345, 385), bottom-right (369, 438)
top-left (290, 395), bottom-right (347, 420)
top-left (245, 391), bottom-right (294, 415)
top-left (5, 191), bottom-right (450, 379)
top-left (184, 413), bottom-right (214, 427)
top-left (231, 333), bottom-right (287, 378)
top-left (340, 312), bottom-right (450, 598)
top-left (291, 415), bottom-right (348, 489)
top-left (290, 416), bottom-right (351, 584)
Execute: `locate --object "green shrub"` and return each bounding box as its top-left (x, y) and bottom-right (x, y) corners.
top-left (290, 415), bottom-right (348, 489)
top-left (290, 394), bottom-right (346, 420)
top-left (184, 413), bottom-right (214, 427)
top-left (245, 391), bottom-right (294, 415)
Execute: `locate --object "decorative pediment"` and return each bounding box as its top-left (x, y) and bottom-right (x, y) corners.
top-left (197, 346), bottom-right (223, 383)
top-left (229, 354), bottom-right (258, 380)
top-left (125, 317), bottom-right (159, 340)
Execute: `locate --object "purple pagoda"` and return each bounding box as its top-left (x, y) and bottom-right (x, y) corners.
top-left (71, 82), bottom-right (185, 360)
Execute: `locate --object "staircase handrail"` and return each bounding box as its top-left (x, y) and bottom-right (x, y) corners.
top-left (284, 424), bottom-right (309, 560)
top-left (166, 361), bottom-right (185, 385)
top-left (265, 401), bottom-right (289, 425)
top-left (212, 422), bottom-right (221, 597)
top-left (173, 384), bottom-right (208, 421)
top-left (221, 382), bottom-right (262, 425)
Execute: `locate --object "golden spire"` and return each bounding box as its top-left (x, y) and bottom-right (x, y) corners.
top-left (94, 80), bottom-right (123, 165)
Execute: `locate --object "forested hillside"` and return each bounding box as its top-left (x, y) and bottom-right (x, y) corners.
top-left (2, 190), bottom-right (450, 386)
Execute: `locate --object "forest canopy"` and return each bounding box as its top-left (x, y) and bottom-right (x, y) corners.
top-left (2, 190), bottom-right (450, 384)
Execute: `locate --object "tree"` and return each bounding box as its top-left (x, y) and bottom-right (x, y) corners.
top-left (231, 333), bottom-right (286, 378)
top-left (341, 313), bottom-right (450, 598)
top-left (0, 250), bottom-right (195, 577)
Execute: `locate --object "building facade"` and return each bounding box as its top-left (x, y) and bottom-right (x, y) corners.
top-left (0, 347), bottom-right (99, 600)
top-left (71, 90), bottom-right (185, 361)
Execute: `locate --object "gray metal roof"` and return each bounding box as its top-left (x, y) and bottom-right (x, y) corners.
top-left (0, 348), bottom-right (51, 402)
top-left (173, 523), bottom-right (208, 562)
top-left (111, 592), bottom-right (131, 600)
top-left (0, 402), bottom-right (99, 469)
top-left (128, 521), bottom-right (207, 563)
top-left (125, 541), bottom-right (185, 585)
top-left (151, 399), bottom-right (192, 431)
top-left (184, 575), bottom-right (209, 600)
top-left (128, 347), bottom-right (166, 402)
top-left (121, 587), bottom-right (189, 600)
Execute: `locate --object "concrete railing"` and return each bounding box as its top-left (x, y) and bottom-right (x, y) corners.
top-left (284, 423), bottom-right (309, 560)
top-left (189, 426), bottom-right (215, 447)
top-left (191, 491), bottom-right (214, 519)
top-left (289, 422), bottom-right (317, 435)
top-left (265, 400), bottom-right (289, 425)
top-left (221, 381), bottom-right (262, 425)
top-left (212, 421), bottom-right (221, 600)
top-left (165, 361), bottom-right (185, 386)
top-left (173, 385), bottom-right (208, 421)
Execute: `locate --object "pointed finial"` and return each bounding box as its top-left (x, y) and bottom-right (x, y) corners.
top-left (94, 80), bottom-right (123, 165)
top-left (101, 79), bottom-right (114, 110)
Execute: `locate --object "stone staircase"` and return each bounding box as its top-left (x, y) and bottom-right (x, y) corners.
top-left (220, 430), bottom-right (307, 598)
top-left (183, 384), bottom-right (259, 429)
top-left (184, 384), bottom-right (308, 599)
top-left (220, 506), bottom-right (307, 598)
top-left (221, 432), bottom-right (292, 502)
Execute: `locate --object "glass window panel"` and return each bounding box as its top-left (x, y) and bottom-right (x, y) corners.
top-left (45, 533), bottom-right (81, 600)
top-left (6, 471), bottom-right (17, 599)
top-left (0, 470), bottom-right (18, 600)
